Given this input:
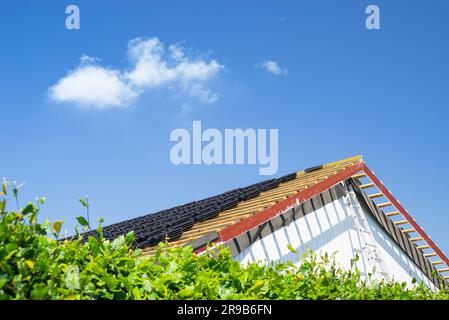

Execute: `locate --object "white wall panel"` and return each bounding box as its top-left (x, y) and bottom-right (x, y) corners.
top-left (366, 210), bottom-right (436, 289)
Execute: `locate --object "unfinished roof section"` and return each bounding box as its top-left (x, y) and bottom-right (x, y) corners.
top-left (143, 156), bottom-right (363, 254)
top-left (84, 156), bottom-right (361, 252)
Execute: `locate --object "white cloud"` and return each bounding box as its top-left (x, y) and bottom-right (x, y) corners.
top-left (49, 59), bottom-right (137, 109)
top-left (187, 83), bottom-right (218, 104)
top-left (124, 37), bottom-right (176, 87)
top-left (169, 43), bottom-right (186, 62)
top-left (125, 37), bottom-right (222, 88)
top-left (79, 54), bottom-right (100, 64)
top-left (49, 37), bottom-right (223, 109)
top-left (259, 60), bottom-right (288, 76)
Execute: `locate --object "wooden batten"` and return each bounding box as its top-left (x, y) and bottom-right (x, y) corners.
top-left (360, 183), bottom-right (375, 189)
top-left (377, 202), bottom-right (392, 208)
top-left (386, 211), bottom-right (400, 217)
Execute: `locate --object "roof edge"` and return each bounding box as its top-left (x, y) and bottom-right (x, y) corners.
top-left (296, 155), bottom-right (363, 176)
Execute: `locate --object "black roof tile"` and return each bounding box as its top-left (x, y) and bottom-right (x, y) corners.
top-left (76, 171), bottom-right (297, 248)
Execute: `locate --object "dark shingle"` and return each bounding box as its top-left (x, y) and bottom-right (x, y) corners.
top-left (76, 171), bottom-right (297, 248)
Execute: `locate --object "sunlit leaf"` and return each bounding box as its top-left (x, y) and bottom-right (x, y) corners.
top-left (25, 260), bottom-right (34, 269)
top-left (65, 265), bottom-right (80, 290)
top-left (287, 244), bottom-right (297, 253)
top-left (78, 198), bottom-right (89, 208)
top-left (76, 216), bottom-right (89, 227)
top-left (51, 220), bottom-right (64, 236)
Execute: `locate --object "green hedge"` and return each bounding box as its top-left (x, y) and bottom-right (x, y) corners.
top-left (0, 179), bottom-right (448, 300)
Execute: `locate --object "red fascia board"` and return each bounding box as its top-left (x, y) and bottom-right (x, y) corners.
top-left (361, 163), bottom-right (449, 267)
top-left (218, 162), bottom-right (364, 242)
top-left (193, 246), bottom-right (207, 255)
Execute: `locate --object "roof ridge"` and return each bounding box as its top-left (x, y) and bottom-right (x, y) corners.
top-left (296, 155), bottom-right (362, 175)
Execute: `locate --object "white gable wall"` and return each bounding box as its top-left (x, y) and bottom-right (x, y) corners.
top-left (233, 191), bottom-right (437, 290)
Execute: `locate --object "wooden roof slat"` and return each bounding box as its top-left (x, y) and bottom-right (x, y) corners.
top-left (424, 252), bottom-right (437, 258)
top-left (360, 183), bottom-right (375, 189)
top-left (386, 211), bottom-right (400, 217)
top-left (377, 202), bottom-right (392, 208)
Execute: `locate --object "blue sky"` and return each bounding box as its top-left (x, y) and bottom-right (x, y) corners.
top-left (1, 1), bottom-right (448, 254)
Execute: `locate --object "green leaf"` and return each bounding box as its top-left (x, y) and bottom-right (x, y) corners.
top-left (95, 224), bottom-right (104, 240)
top-left (25, 260), bottom-right (34, 269)
top-left (0, 275), bottom-right (7, 290)
top-left (37, 197), bottom-right (46, 206)
top-left (177, 285), bottom-right (195, 298)
top-left (76, 216), bottom-right (89, 227)
top-left (142, 279), bottom-right (152, 293)
top-left (65, 265), bottom-right (80, 290)
top-left (78, 198), bottom-right (89, 208)
top-left (1, 179), bottom-right (7, 195)
top-left (21, 202), bottom-right (35, 215)
top-left (167, 260), bottom-right (178, 274)
top-left (125, 231), bottom-right (135, 245)
top-left (111, 236), bottom-right (125, 250)
top-left (88, 236), bottom-right (100, 254)
top-left (5, 249), bottom-right (18, 260)
top-left (51, 220), bottom-right (64, 236)
top-left (31, 283), bottom-right (48, 299)
top-left (287, 244), bottom-right (297, 253)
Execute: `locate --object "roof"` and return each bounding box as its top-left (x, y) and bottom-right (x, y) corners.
top-left (81, 155), bottom-right (449, 284)
top-left (86, 156), bottom-right (361, 252)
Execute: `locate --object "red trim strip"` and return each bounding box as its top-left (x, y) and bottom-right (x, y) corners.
top-left (218, 162), bottom-right (364, 242)
top-left (362, 163), bottom-right (449, 268)
top-left (193, 246), bottom-right (207, 254)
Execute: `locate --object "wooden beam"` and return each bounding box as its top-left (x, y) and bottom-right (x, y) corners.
top-left (424, 252), bottom-right (437, 258)
top-left (377, 202), bottom-right (392, 208)
top-left (410, 236), bottom-right (423, 242)
top-left (432, 260), bottom-right (444, 265)
top-left (417, 244), bottom-right (430, 250)
top-left (369, 193), bottom-right (384, 199)
top-left (386, 211), bottom-right (400, 217)
top-left (438, 267), bottom-right (449, 272)
top-left (360, 183), bottom-right (375, 189)
top-left (352, 173), bottom-right (366, 179)
top-left (402, 228), bottom-right (415, 233)
top-left (394, 220), bottom-right (408, 225)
